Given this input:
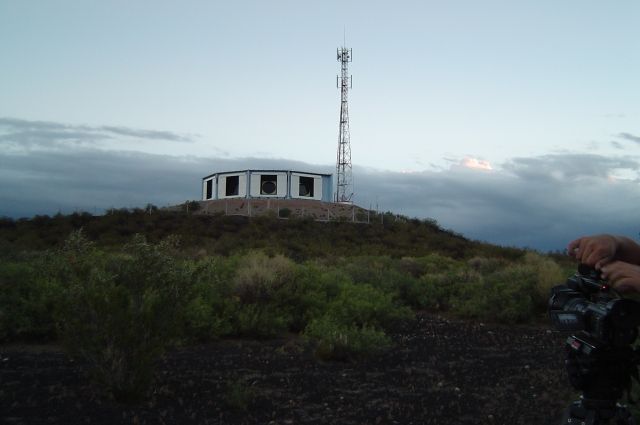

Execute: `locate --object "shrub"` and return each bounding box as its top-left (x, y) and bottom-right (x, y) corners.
top-left (451, 264), bottom-right (537, 323)
top-left (413, 253), bottom-right (463, 275)
top-left (304, 316), bottom-right (391, 361)
top-left (0, 260), bottom-right (61, 342)
top-left (398, 257), bottom-right (426, 278)
top-left (183, 257), bottom-right (236, 341)
top-left (407, 268), bottom-right (480, 311)
top-left (56, 232), bottom-right (193, 402)
top-left (303, 280), bottom-right (410, 360)
top-left (232, 251), bottom-right (295, 303)
top-left (324, 282), bottom-right (413, 329)
top-left (228, 251), bottom-right (298, 337)
top-left (521, 252), bottom-right (566, 310)
top-left (264, 263), bottom-right (336, 333)
top-left (233, 303), bottom-right (291, 338)
top-left (466, 256), bottom-right (508, 274)
top-left (184, 286), bottom-right (237, 340)
top-left (339, 256), bottom-right (416, 299)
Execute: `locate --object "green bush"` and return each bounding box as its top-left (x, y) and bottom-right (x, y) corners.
top-left (521, 252), bottom-right (566, 310)
top-left (264, 263), bottom-right (336, 333)
top-left (0, 259), bottom-right (61, 342)
top-left (324, 282), bottom-right (413, 329)
top-left (339, 256), bottom-right (417, 300)
top-left (409, 253), bottom-right (464, 276)
top-left (56, 232), bottom-right (193, 403)
top-left (304, 316), bottom-right (391, 361)
top-left (226, 251), bottom-right (298, 337)
top-left (232, 303), bottom-right (291, 338)
top-left (232, 251), bottom-right (295, 303)
top-left (303, 280), bottom-right (410, 360)
top-left (466, 256), bottom-right (508, 274)
top-left (451, 264), bottom-right (537, 323)
top-left (184, 289), bottom-right (237, 340)
top-left (405, 254), bottom-right (565, 323)
top-left (407, 268), bottom-right (480, 311)
top-left (340, 256), bottom-right (392, 283)
top-left (183, 257), bottom-right (236, 341)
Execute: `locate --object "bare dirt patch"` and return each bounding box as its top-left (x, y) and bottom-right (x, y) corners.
top-left (0, 313), bottom-right (574, 425)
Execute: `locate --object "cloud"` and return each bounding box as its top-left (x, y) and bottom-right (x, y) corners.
top-left (3, 117), bottom-right (640, 251)
top-left (461, 157), bottom-right (493, 171)
top-left (99, 126), bottom-right (194, 142)
top-left (0, 147), bottom-right (329, 218)
top-left (355, 154), bottom-right (640, 251)
top-left (502, 154), bottom-right (639, 181)
top-left (0, 117), bottom-right (196, 151)
top-left (618, 132), bottom-right (640, 144)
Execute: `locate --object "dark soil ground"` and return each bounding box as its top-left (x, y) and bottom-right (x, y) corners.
top-left (1, 313), bottom-right (577, 425)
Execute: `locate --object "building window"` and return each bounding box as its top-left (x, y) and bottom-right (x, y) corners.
top-left (299, 176), bottom-right (314, 197)
top-left (260, 175), bottom-right (277, 195)
top-left (206, 180), bottom-right (213, 199)
top-left (225, 176), bottom-right (239, 196)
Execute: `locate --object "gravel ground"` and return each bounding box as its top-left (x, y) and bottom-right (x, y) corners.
top-left (0, 313), bottom-right (576, 425)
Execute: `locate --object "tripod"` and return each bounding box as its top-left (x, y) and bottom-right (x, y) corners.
top-left (560, 333), bottom-right (638, 425)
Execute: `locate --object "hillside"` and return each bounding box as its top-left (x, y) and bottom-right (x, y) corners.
top-left (0, 206), bottom-right (591, 424)
top-left (0, 204), bottom-right (524, 261)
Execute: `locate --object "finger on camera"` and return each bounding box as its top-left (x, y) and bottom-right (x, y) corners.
top-left (567, 238), bottom-right (582, 256)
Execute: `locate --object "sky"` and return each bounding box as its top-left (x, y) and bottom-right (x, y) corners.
top-left (1, 0), bottom-right (639, 251)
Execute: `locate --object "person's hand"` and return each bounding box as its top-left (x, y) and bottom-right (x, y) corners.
top-left (600, 261), bottom-right (640, 294)
top-left (567, 235), bottom-right (618, 269)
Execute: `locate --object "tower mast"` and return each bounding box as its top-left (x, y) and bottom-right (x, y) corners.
top-left (335, 45), bottom-right (353, 203)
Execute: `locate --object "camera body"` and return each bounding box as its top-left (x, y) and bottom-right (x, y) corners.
top-left (549, 264), bottom-right (640, 422)
top-left (549, 264), bottom-right (640, 347)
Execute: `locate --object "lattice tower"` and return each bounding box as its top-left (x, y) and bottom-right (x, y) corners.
top-left (336, 46), bottom-right (353, 203)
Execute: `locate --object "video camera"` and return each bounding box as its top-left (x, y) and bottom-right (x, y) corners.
top-left (549, 264), bottom-right (640, 424)
top-left (549, 263), bottom-right (640, 347)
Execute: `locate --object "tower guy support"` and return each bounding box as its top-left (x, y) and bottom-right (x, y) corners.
top-left (336, 46), bottom-right (353, 203)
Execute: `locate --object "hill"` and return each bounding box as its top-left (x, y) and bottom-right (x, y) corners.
top-left (0, 204), bottom-right (525, 261)
top-left (0, 205), bottom-right (588, 423)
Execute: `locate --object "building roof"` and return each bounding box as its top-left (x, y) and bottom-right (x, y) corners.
top-left (202, 169), bottom-right (332, 180)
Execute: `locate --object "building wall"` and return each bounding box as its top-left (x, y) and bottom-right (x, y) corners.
top-left (203, 176), bottom-right (216, 200)
top-left (290, 172), bottom-right (323, 201)
top-left (249, 171), bottom-right (288, 198)
top-left (322, 175), bottom-right (334, 201)
top-left (202, 170), bottom-right (333, 202)
top-left (217, 172), bottom-right (247, 199)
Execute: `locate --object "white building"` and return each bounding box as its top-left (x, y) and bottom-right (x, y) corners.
top-left (202, 170), bottom-right (334, 202)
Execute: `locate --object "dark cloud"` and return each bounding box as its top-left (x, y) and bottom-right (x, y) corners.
top-left (99, 126), bottom-right (194, 142)
top-left (618, 132), bottom-right (640, 144)
top-left (0, 117), bottom-right (195, 150)
top-left (355, 155), bottom-right (640, 251)
top-left (502, 154), bottom-right (638, 181)
top-left (0, 147), bottom-right (329, 218)
top-left (3, 117), bottom-right (640, 251)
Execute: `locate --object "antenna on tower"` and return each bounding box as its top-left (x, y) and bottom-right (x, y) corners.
top-left (335, 42), bottom-right (353, 203)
